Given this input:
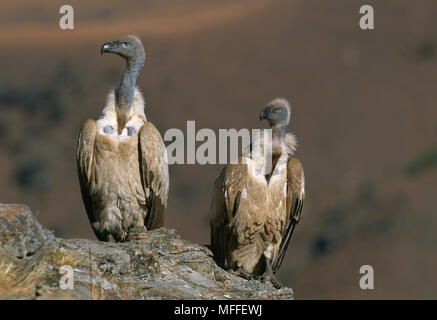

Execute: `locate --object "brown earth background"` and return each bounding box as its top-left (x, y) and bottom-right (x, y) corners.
top-left (0, 0), bottom-right (436, 299)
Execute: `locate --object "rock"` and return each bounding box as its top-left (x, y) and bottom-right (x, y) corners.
top-left (0, 204), bottom-right (294, 300)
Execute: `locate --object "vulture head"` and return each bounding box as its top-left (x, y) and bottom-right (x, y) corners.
top-left (100, 35), bottom-right (146, 130)
top-left (101, 34), bottom-right (146, 66)
top-left (259, 98), bottom-right (291, 128)
top-left (259, 98), bottom-right (292, 158)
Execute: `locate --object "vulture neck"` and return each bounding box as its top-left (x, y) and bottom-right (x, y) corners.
top-left (266, 124), bottom-right (287, 182)
top-left (116, 58), bottom-right (143, 132)
top-left (271, 124), bottom-right (287, 155)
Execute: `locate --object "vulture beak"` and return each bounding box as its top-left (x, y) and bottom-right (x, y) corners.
top-left (101, 42), bottom-right (114, 55)
top-left (259, 108), bottom-right (270, 122)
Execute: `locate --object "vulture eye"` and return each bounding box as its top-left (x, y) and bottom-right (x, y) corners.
top-left (122, 42), bottom-right (129, 47)
top-left (273, 108), bottom-right (283, 114)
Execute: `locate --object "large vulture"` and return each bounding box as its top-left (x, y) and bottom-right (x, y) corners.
top-left (210, 98), bottom-right (305, 288)
top-left (77, 35), bottom-right (169, 242)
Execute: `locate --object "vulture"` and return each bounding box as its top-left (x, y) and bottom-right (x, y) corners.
top-left (76, 35), bottom-right (169, 242)
top-left (210, 98), bottom-right (305, 288)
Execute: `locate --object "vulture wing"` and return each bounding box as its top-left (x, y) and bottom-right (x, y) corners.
top-left (138, 122), bottom-right (169, 230)
top-left (76, 119), bottom-right (98, 227)
top-left (272, 157), bottom-right (305, 273)
top-left (210, 160), bottom-right (248, 268)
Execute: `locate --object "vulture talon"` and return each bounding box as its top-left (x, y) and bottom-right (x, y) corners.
top-left (229, 268), bottom-right (254, 281)
top-left (128, 226), bottom-right (148, 241)
top-left (260, 274), bottom-right (284, 289)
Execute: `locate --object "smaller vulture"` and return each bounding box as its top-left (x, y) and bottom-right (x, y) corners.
top-left (77, 35), bottom-right (169, 242)
top-left (210, 98), bottom-right (305, 288)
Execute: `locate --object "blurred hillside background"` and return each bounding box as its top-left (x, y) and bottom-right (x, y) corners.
top-left (0, 0), bottom-right (436, 299)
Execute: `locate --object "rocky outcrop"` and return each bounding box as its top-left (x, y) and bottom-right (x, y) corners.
top-left (0, 204), bottom-right (293, 300)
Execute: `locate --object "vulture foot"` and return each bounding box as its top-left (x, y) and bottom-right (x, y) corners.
top-left (260, 258), bottom-right (284, 289)
top-left (260, 274), bottom-right (284, 289)
top-left (106, 234), bottom-right (117, 242)
top-left (128, 226), bottom-right (148, 241)
top-left (229, 268), bottom-right (254, 281)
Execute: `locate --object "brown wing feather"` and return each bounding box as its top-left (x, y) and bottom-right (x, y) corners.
top-left (272, 157), bottom-right (305, 273)
top-left (76, 119), bottom-right (98, 228)
top-left (138, 122), bottom-right (169, 230)
top-left (210, 160), bottom-right (247, 268)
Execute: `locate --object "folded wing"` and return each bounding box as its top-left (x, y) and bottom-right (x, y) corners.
top-left (76, 119), bottom-right (98, 228)
top-left (272, 157), bottom-right (305, 272)
top-left (138, 122), bottom-right (169, 230)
